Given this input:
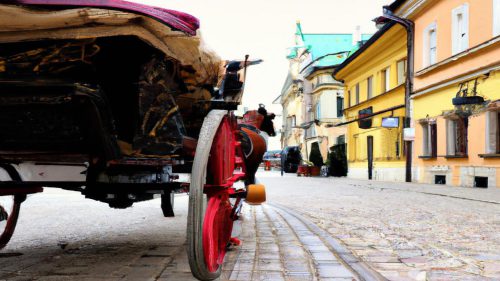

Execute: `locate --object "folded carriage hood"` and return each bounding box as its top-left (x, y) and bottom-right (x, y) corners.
top-left (4, 0), bottom-right (199, 35)
top-left (0, 0), bottom-right (221, 86)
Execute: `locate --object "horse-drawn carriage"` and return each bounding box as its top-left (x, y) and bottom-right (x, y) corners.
top-left (0, 1), bottom-right (272, 280)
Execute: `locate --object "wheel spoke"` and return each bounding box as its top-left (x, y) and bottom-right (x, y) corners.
top-left (202, 193), bottom-right (233, 271)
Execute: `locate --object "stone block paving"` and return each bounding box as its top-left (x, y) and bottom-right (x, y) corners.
top-left (258, 171), bottom-right (500, 280)
top-left (4, 173), bottom-right (499, 280)
top-left (225, 203), bottom-right (359, 281)
top-left (0, 189), bottom-right (360, 281)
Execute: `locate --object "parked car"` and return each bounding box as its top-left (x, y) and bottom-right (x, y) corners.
top-left (281, 146), bottom-right (302, 173)
top-left (263, 150), bottom-right (281, 161)
top-left (261, 150), bottom-right (281, 169)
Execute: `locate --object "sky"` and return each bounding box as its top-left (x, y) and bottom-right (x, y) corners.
top-left (131, 0), bottom-right (393, 148)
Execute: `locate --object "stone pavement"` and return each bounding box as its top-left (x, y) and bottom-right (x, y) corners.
top-left (0, 187), bottom-right (365, 281)
top-left (227, 203), bottom-right (362, 281)
top-left (1, 173), bottom-right (499, 280)
top-left (258, 171), bottom-right (500, 280)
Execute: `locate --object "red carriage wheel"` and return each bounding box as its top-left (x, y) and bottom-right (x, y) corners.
top-left (0, 195), bottom-right (24, 250)
top-left (187, 110), bottom-right (243, 280)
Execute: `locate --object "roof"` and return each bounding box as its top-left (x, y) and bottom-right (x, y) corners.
top-left (299, 33), bottom-right (372, 76)
top-left (301, 52), bottom-right (348, 78)
top-left (5, 0), bottom-right (199, 35)
top-left (303, 34), bottom-right (353, 60)
top-left (314, 53), bottom-right (349, 67)
top-left (333, 22), bottom-right (396, 79)
top-left (300, 33), bottom-right (371, 60)
top-left (287, 22), bottom-right (372, 62)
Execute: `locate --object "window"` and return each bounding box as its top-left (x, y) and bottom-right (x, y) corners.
top-left (286, 115), bottom-right (296, 137)
top-left (421, 121), bottom-right (437, 157)
top-left (474, 176), bottom-right (488, 188)
top-left (429, 28), bottom-right (437, 64)
top-left (367, 76), bottom-right (373, 99)
top-left (446, 117), bottom-right (468, 156)
top-left (397, 59), bottom-right (407, 85)
top-left (306, 125), bottom-right (316, 138)
top-left (314, 74), bottom-right (334, 88)
top-left (452, 3), bottom-right (469, 55)
top-left (309, 111), bottom-right (314, 122)
top-left (347, 90), bottom-right (351, 107)
top-left (355, 83), bottom-right (360, 104)
top-left (494, 0), bottom-right (500, 37)
top-left (423, 22), bottom-right (437, 67)
top-left (381, 67), bottom-right (390, 92)
top-left (323, 74), bottom-right (334, 84)
top-left (485, 111), bottom-right (500, 154)
top-left (315, 103), bottom-right (321, 120)
top-left (287, 115), bottom-right (296, 128)
top-left (435, 175), bottom-right (446, 185)
top-left (336, 96), bottom-right (344, 118)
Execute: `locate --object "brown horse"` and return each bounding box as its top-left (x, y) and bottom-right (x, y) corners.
top-left (239, 105), bottom-right (275, 185)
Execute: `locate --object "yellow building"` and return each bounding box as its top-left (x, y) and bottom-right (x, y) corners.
top-left (334, 23), bottom-right (409, 181)
top-left (390, 0), bottom-right (500, 188)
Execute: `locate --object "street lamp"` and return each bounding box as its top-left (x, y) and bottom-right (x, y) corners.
top-left (375, 7), bottom-right (415, 183)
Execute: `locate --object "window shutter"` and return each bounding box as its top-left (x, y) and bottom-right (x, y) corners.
top-left (429, 29), bottom-right (437, 64)
top-left (423, 26), bottom-right (428, 67)
top-left (397, 60), bottom-right (406, 85)
top-left (367, 76), bottom-right (373, 99)
top-left (355, 84), bottom-right (360, 104)
top-left (486, 111), bottom-right (498, 154)
top-left (446, 119), bottom-right (456, 155)
top-left (452, 6), bottom-right (459, 54)
top-left (422, 123), bottom-right (429, 155)
top-left (452, 4), bottom-right (469, 54)
top-left (386, 67), bottom-right (391, 91)
top-left (494, 0), bottom-right (500, 36)
top-left (461, 3), bottom-right (469, 52)
top-left (423, 22), bottom-right (437, 66)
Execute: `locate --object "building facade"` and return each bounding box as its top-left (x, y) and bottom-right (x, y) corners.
top-left (280, 22), bottom-right (369, 165)
top-left (334, 23), bottom-right (409, 182)
top-left (302, 67), bottom-right (346, 162)
top-left (392, 0), bottom-right (500, 188)
top-left (280, 71), bottom-right (303, 149)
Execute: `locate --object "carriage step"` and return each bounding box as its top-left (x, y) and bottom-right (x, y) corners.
top-left (245, 184), bottom-right (266, 205)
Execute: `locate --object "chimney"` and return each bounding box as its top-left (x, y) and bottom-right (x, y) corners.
top-left (353, 25), bottom-right (361, 45)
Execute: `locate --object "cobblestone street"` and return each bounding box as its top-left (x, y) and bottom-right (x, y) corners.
top-left (1, 171), bottom-right (499, 280)
top-left (259, 171), bottom-right (500, 280)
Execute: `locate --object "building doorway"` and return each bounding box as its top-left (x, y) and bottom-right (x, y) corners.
top-left (329, 136), bottom-right (347, 177)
